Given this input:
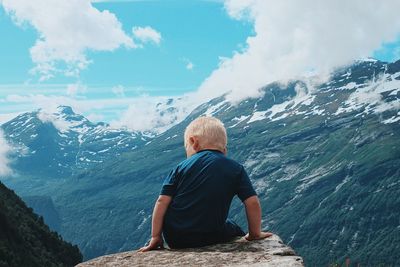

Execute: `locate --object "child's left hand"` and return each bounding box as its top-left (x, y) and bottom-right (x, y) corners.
top-left (137, 236), bottom-right (164, 252)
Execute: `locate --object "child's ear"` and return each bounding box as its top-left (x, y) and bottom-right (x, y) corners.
top-left (190, 137), bottom-right (200, 151)
top-left (189, 136), bottom-right (195, 145)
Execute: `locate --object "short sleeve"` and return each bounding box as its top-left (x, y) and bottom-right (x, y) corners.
top-left (160, 167), bottom-right (180, 196)
top-left (236, 166), bottom-right (257, 202)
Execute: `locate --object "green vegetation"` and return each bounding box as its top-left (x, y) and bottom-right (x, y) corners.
top-left (2, 59), bottom-right (399, 265)
top-left (0, 181), bottom-right (82, 267)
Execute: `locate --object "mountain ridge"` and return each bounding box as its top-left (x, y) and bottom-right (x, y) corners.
top-left (2, 106), bottom-right (152, 177)
top-left (1, 59), bottom-right (399, 266)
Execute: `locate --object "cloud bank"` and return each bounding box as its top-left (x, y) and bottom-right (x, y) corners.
top-left (0, 130), bottom-right (12, 176)
top-left (1, 0), bottom-right (136, 80)
top-left (197, 0), bottom-right (400, 102)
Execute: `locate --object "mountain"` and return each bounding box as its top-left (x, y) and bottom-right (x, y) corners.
top-left (1, 106), bottom-right (153, 177)
top-left (0, 181), bottom-right (82, 267)
top-left (1, 59), bottom-right (399, 266)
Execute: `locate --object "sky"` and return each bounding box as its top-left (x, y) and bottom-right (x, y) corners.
top-left (1, 0), bottom-right (400, 128)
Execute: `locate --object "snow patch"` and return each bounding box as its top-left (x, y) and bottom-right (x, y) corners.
top-left (253, 178), bottom-right (269, 193)
top-left (276, 164), bottom-right (300, 182)
top-left (203, 100), bottom-right (228, 117)
top-left (20, 117), bottom-right (34, 127)
top-left (295, 163), bottom-right (342, 194)
top-left (248, 84), bottom-right (316, 123)
top-left (335, 75), bottom-right (400, 116)
top-left (383, 113), bottom-right (400, 124)
top-left (229, 115), bottom-right (250, 128)
top-left (137, 210), bottom-right (151, 230)
top-left (334, 175), bottom-right (351, 193)
top-left (247, 111), bottom-right (267, 123)
top-left (98, 148), bottom-right (110, 153)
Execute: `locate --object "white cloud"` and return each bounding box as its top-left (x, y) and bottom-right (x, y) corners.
top-left (186, 61), bottom-right (194, 70)
top-left (132, 26), bottom-right (162, 45)
top-left (110, 95), bottom-right (197, 133)
top-left (37, 110), bottom-right (72, 133)
top-left (0, 112), bottom-right (23, 125)
top-left (1, 0), bottom-right (136, 80)
top-left (0, 130), bottom-right (13, 177)
top-left (67, 83), bottom-right (87, 96)
top-left (112, 85), bottom-right (126, 97)
top-left (181, 58), bottom-right (195, 71)
top-left (196, 0), bottom-right (400, 102)
top-left (86, 113), bottom-right (105, 122)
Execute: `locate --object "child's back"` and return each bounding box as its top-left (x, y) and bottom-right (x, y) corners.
top-left (162, 149), bottom-right (256, 248)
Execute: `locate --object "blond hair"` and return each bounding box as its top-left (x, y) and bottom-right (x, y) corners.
top-left (184, 116), bottom-right (227, 151)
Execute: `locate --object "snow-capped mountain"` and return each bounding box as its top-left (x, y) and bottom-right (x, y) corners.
top-left (55, 59), bottom-right (398, 264)
top-left (1, 106), bottom-right (152, 177)
top-left (192, 58), bottom-right (400, 128)
top-left (2, 59), bottom-right (400, 266)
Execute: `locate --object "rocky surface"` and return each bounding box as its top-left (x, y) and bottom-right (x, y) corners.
top-left (76, 234), bottom-right (303, 267)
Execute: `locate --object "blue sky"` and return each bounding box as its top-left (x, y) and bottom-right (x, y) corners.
top-left (1, 0), bottom-right (400, 126)
top-left (0, 0), bottom-right (253, 123)
top-left (0, 1), bottom-right (251, 93)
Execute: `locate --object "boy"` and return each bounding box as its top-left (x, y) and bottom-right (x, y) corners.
top-left (139, 116), bottom-right (272, 252)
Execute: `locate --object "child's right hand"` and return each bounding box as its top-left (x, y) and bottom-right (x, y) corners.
top-left (245, 231), bottom-right (273, 241)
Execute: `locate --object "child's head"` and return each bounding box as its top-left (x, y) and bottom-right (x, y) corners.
top-left (184, 116), bottom-right (227, 157)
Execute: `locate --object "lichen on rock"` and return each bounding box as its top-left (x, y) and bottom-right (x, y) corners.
top-left (76, 234), bottom-right (303, 267)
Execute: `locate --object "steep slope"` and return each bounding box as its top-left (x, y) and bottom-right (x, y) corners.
top-left (0, 181), bottom-right (82, 267)
top-left (2, 59), bottom-right (399, 265)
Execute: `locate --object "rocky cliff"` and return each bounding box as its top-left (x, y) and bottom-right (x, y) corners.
top-left (76, 234), bottom-right (303, 267)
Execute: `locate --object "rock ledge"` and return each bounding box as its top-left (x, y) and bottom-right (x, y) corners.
top-left (76, 234), bottom-right (303, 267)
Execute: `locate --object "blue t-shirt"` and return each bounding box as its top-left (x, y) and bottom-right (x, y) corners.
top-left (160, 149), bottom-right (257, 235)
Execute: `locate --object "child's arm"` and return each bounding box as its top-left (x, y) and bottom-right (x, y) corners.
top-left (244, 195), bottom-right (273, 240)
top-left (138, 195), bottom-right (172, 252)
